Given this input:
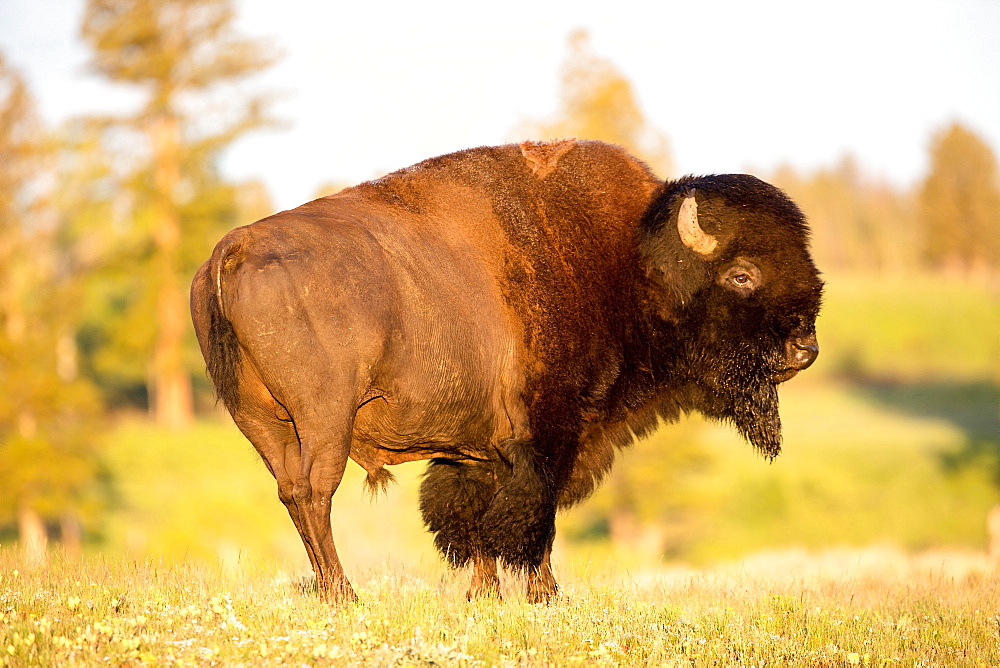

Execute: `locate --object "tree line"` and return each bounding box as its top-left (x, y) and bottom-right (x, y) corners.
top-left (0, 10), bottom-right (997, 557)
top-left (770, 124), bottom-right (1000, 279)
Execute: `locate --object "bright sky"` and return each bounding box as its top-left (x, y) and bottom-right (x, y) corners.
top-left (2, 0), bottom-right (998, 212)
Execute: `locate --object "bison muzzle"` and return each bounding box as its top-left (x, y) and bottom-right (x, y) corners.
top-left (190, 139), bottom-right (823, 603)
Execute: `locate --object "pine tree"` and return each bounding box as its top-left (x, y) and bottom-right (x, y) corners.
top-left (80, 0), bottom-right (277, 427)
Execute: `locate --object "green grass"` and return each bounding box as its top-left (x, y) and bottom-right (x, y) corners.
top-left (559, 379), bottom-right (998, 565)
top-left (99, 418), bottom-right (439, 574)
top-left (2, 550), bottom-right (997, 665)
top-left (700, 380), bottom-right (995, 557)
top-left (815, 273), bottom-right (1000, 383)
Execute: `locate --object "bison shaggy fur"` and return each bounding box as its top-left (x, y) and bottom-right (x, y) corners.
top-left (190, 139), bottom-right (823, 603)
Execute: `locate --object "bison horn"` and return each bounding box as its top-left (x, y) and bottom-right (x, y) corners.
top-left (677, 190), bottom-right (718, 255)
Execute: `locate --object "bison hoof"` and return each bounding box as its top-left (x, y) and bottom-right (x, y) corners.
top-left (317, 580), bottom-right (359, 605)
top-left (525, 577), bottom-right (559, 605)
top-left (526, 585), bottom-right (559, 605)
top-left (466, 579), bottom-right (503, 601)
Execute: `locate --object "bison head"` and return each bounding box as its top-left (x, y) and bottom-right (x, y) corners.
top-left (640, 174), bottom-right (823, 458)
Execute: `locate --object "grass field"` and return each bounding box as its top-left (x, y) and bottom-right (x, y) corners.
top-left (2, 550), bottom-right (998, 665)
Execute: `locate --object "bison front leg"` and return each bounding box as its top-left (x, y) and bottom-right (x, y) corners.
top-left (467, 553), bottom-right (502, 600)
top-left (526, 547), bottom-right (558, 604)
top-left (419, 460), bottom-right (500, 599)
top-left (478, 437), bottom-right (559, 601)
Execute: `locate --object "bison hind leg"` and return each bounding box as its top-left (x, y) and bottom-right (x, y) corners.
top-left (419, 459), bottom-right (496, 568)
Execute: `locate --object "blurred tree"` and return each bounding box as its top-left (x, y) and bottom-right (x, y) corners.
top-left (770, 157), bottom-right (916, 275)
top-left (561, 417), bottom-right (710, 561)
top-left (517, 30), bottom-right (673, 177)
top-left (50, 117), bottom-right (149, 410)
top-left (80, 0), bottom-right (278, 427)
top-left (918, 122), bottom-right (1000, 277)
top-left (0, 53), bottom-right (107, 562)
top-left (234, 178), bottom-right (275, 227)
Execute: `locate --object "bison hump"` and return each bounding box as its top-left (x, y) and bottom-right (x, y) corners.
top-left (520, 139), bottom-right (577, 179)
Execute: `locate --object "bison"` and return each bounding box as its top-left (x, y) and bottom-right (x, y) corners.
top-left (190, 139), bottom-right (822, 603)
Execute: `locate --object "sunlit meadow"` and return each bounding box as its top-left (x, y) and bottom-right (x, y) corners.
top-left (2, 548), bottom-right (998, 665)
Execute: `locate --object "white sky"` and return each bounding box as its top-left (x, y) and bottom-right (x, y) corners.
top-left (2, 0), bottom-right (998, 212)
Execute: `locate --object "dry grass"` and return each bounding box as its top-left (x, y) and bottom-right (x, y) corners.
top-left (2, 547), bottom-right (998, 666)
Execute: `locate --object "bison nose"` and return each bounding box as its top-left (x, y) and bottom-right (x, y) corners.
top-left (788, 335), bottom-right (819, 371)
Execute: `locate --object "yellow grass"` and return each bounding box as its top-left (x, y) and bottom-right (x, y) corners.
top-left (2, 548), bottom-right (997, 666)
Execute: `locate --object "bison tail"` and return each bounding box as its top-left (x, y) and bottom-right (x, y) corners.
top-left (201, 229), bottom-right (249, 415)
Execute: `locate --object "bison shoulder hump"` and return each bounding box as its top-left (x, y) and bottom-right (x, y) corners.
top-left (519, 139), bottom-right (578, 179)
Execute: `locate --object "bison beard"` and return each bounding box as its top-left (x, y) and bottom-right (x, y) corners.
top-left (694, 347), bottom-right (784, 459)
top-left (191, 140), bottom-right (822, 603)
top-left (677, 310), bottom-right (788, 459)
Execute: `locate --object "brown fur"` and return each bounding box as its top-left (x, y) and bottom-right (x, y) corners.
top-left (191, 141), bottom-right (822, 603)
top-left (520, 139), bottom-right (578, 178)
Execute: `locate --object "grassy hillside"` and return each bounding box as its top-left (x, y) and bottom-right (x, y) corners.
top-left (815, 273), bottom-right (999, 383)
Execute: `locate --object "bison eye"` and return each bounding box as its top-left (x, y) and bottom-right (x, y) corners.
top-left (732, 273), bottom-right (752, 286)
top-left (719, 258), bottom-right (762, 295)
